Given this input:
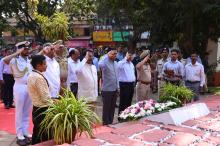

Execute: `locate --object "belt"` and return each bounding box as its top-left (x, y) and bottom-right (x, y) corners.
top-left (165, 79), bottom-right (180, 82)
top-left (186, 80), bottom-right (200, 84)
top-left (3, 73), bottom-right (12, 75)
top-left (137, 80), bottom-right (151, 85)
top-left (119, 81), bottom-right (134, 84)
top-left (70, 82), bottom-right (78, 84)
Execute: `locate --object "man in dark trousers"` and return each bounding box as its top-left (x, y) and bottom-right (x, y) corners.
top-left (118, 51), bottom-right (135, 115)
top-left (185, 50), bottom-right (205, 101)
top-left (0, 49), bottom-right (15, 109)
top-left (98, 48), bottom-right (118, 125)
top-left (27, 55), bottom-right (53, 144)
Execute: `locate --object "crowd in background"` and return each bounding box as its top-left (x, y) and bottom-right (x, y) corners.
top-left (0, 41), bottom-right (208, 145)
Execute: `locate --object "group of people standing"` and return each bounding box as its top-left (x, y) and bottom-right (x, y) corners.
top-left (0, 41), bottom-right (206, 145)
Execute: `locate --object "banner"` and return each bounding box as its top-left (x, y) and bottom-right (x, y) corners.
top-left (93, 31), bottom-right (112, 42)
top-left (113, 31), bottom-right (130, 42)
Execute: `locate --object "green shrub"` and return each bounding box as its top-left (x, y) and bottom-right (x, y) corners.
top-left (159, 83), bottom-right (194, 106)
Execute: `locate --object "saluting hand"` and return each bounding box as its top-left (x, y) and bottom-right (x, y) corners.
top-left (16, 48), bottom-right (24, 54)
top-left (143, 55), bottom-right (150, 63)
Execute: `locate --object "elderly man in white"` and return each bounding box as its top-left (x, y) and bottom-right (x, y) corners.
top-left (3, 41), bottom-right (32, 146)
top-left (75, 50), bottom-right (98, 103)
top-left (42, 43), bottom-right (61, 98)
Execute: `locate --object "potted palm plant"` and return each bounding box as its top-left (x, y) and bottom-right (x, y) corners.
top-left (40, 90), bottom-right (101, 145)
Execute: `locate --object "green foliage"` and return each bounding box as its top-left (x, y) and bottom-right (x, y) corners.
top-left (0, 18), bottom-right (8, 33)
top-left (35, 12), bottom-right (69, 41)
top-left (62, 0), bottom-right (97, 21)
top-left (209, 86), bottom-right (220, 95)
top-left (1, 0), bottom-right (95, 41)
top-left (159, 83), bottom-right (194, 106)
top-left (40, 90), bottom-right (101, 144)
top-left (97, 0), bottom-right (220, 55)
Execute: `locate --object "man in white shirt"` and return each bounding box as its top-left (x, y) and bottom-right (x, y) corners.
top-left (0, 49), bottom-right (15, 109)
top-left (162, 49), bottom-right (184, 86)
top-left (3, 41), bottom-right (32, 146)
top-left (67, 48), bottom-right (80, 97)
top-left (76, 50), bottom-right (98, 102)
top-left (185, 51), bottom-right (205, 101)
top-left (43, 43), bottom-right (61, 98)
top-left (118, 51), bottom-right (135, 114)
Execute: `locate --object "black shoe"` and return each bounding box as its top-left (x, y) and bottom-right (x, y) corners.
top-left (24, 136), bottom-right (32, 145)
top-left (5, 105), bottom-right (10, 109)
top-left (17, 139), bottom-right (27, 146)
top-left (9, 105), bottom-right (15, 108)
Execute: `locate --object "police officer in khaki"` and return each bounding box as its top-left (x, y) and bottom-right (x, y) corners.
top-left (156, 48), bottom-right (170, 97)
top-left (53, 40), bottom-right (68, 95)
top-left (136, 50), bottom-right (151, 101)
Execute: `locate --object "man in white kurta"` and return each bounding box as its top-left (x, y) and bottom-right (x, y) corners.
top-left (3, 41), bottom-right (32, 146)
top-left (43, 43), bottom-right (61, 98)
top-left (76, 50), bottom-right (98, 102)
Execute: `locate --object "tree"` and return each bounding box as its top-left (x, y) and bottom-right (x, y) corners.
top-left (144, 0), bottom-right (220, 58)
top-left (97, 0), bottom-right (220, 57)
top-left (62, 0), bottom-right (97, 21)
top-left (1, 0), bottom-right (96, 42)
top-left (35, 12), bottom-right (69, 41)
top-left (0, 0), bottom-right (62, 41)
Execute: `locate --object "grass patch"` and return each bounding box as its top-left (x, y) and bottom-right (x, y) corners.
top-left (208, 86), bottom-right (220, 95)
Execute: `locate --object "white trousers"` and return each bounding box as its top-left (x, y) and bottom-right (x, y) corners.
top-left (13, 82), bottom-right (32, 137)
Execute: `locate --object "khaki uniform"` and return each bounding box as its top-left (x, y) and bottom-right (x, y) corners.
top-left (136, 64), bottom-right (151, 101)
top-left (55, 56), bottom-right (68, 95)
top-left (156, 58), bottom-right (170, 97)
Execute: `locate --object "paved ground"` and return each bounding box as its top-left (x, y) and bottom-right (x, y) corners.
top-left (36, 95), bottom-right (220, 146)
top-left (0, 92), bottom-right (217, 146)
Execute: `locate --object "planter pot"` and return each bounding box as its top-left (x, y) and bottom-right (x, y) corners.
top-left (56, 128), bottom-right (77, 145)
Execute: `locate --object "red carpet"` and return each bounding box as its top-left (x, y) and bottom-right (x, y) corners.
top-left (0, 103), bottom-right (33, 134)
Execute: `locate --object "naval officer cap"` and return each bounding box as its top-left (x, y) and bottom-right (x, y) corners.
top-left (15, 41), bottom-right (31, 49)
top-left (161, 47), bottom-right (169, 52)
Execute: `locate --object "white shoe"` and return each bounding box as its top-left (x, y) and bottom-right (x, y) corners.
top-left (24, 133), bottom-right (32, 138)
top-left (17, 133), bottom-right (25, 140)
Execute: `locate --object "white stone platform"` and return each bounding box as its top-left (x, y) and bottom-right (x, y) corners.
top-left (145, 103), bottom-right (210, 125)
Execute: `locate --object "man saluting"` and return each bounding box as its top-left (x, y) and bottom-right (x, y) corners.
top-left (3, 41), bottom-right (32, 146)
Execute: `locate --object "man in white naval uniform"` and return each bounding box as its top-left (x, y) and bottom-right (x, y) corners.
top-left (3, 41), bottom-right (32, 146)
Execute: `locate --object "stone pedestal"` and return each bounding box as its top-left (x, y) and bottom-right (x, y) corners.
top-left (145, 103), bottom-right (210, 125)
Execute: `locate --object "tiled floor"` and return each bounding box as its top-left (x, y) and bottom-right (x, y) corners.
top-left (1, 94), bottom-right (219, 146)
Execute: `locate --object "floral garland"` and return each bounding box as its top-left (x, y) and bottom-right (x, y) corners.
top-left (119, 99), bottom-right (177, 121)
